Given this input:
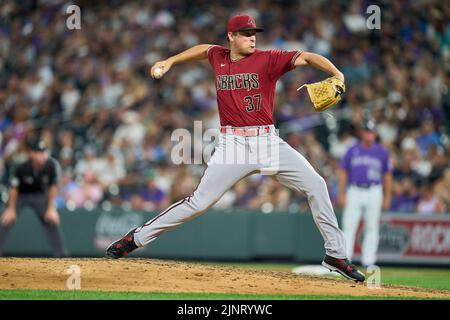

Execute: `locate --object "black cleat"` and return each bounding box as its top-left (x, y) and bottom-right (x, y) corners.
top-left (321, 255), bottom-right (365, 282)
top-left (105, 228), bottom-right (138, 259)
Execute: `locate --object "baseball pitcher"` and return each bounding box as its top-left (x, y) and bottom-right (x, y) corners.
top-left (106, 15), bottom-right (365, 282)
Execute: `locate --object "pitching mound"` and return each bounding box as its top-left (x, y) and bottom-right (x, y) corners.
top-left (0, 258), bottom-right (449, 299)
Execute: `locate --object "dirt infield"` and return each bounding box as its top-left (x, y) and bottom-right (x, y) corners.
top-left (0, 258), bottom-right (449, 298)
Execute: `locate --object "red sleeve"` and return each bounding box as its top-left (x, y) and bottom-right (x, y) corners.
top-left (268, 50), bottom-right (302, 80)
top-left (207, 45), bottom-right (222, 67)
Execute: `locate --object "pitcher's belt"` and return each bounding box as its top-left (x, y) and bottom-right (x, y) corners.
top-left (220, 125), bottom-right (273, 136)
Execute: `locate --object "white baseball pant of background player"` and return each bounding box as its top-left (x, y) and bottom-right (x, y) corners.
top-left (342, 184), bottom-right (383, 266)
top-left (133, 125), bottom-right (347, 259)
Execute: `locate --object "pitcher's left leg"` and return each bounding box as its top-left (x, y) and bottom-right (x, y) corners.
top-left (273, 139), bottom-right (346, 258)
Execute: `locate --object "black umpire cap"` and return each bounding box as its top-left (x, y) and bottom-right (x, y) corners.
top-left (27, 139), bottom-right (48, 152)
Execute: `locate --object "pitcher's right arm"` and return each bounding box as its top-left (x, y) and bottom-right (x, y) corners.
top-left (150, 44), bottom-right (213, 79)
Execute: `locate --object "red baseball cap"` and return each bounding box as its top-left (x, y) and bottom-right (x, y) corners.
top-left (227, 14), bottom-right (264, 33)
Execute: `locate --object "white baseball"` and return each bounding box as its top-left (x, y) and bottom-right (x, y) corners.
top-left (153, 67), bottom-right (163, 79)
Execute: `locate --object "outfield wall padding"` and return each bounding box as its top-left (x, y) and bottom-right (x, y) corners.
top-left (2, 206), bottom-right (449, 265)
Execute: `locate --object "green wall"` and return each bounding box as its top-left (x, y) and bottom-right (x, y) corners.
top-left (1, 207), bottom-right (326, 262)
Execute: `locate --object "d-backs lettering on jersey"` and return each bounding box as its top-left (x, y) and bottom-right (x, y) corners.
top-left (207, 45), bottom-right (302, 127)
top-left (216, 73), bottom-right (260, 91)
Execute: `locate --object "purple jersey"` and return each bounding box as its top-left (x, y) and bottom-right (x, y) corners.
top-left (340, 142), bottom-right (392, 186)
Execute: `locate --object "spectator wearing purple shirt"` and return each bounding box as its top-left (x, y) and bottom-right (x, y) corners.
top-left (338, 119), bottom-right (393, 267)
top-left (139, 170), bottom-right (166, 211)
top-left (391, 177), bottom-right (420, 213)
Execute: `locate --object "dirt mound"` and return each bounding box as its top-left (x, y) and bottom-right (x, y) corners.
top-left (0, 258), bottom-right (449, 298)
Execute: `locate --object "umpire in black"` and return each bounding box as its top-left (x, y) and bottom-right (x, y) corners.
top-left (0, 139), bottom-right (68, 257)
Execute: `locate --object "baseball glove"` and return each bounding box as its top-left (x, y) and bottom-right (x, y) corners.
top-left (297, 76), bottom-right (346, 112)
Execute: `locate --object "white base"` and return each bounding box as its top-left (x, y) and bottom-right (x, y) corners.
top-left (291, 265), bottom-right (340, 276)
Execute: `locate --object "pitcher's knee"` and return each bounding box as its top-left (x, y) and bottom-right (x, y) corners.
top-left (306, 174), bottom-right (328, 193)
top-left (194, 201), bottom-right (211, 213)
top-left (187, 195), bottom-right (216, 213)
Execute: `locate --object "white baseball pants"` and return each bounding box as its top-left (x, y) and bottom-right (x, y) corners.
top-left (342, 185), bottom-right (383, 266)
top-left (134, 127), bottom-right (347, 258)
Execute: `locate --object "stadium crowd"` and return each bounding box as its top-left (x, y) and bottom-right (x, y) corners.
top-left (0, 0), bottom-right (449, 215)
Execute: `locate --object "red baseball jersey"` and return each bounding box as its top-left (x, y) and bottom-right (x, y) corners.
top-left (207, 45), bottom-right (302, 127)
